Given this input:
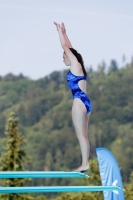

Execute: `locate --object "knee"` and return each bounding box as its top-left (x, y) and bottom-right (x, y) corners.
top-left (76, 132), bottom-right (88, 140)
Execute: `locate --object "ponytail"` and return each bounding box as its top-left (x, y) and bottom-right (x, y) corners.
top-left (69, 48), bottom-right (87, 77)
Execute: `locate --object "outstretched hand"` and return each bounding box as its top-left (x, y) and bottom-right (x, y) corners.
top-left (61, 23), bottom-right (66, 34)
top-left (54, 22), bottom-right (61, 32)
top-left (54, 22), bottom-right (66, 34)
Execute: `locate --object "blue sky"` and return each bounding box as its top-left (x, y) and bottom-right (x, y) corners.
top-left (0, 0), bottom-right (133, 79)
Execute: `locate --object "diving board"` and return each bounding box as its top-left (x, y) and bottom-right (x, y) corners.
top-left (0, 171), bottom-right (89, 178)
top-left (0, 186), bottom-right (124, 194)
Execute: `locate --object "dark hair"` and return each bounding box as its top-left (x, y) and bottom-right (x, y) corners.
top-left (69, 48), bottom-right (87, 77)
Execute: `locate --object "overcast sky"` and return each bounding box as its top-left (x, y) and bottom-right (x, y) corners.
top-left (0, 0), bottom-right (133, 79)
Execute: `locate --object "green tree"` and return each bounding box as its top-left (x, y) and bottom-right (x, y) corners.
top-left (0, 112), bottom-right (34, 200)
top-left (124, 172), bottom-right (133, 200)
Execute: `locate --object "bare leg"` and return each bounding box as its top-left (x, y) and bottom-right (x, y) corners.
top-left (72, 98), bottom-right (91, 171)
top-left (84, 113), bottom-right (91, 168)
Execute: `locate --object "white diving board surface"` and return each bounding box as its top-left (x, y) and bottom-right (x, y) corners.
top-left (0, 186), bottom-right (124, 193)
top-left (0, 171), bottom-right (89, 178)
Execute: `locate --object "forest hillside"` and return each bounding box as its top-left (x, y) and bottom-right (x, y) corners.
top-left (0, 60), bottom-right (133, 188)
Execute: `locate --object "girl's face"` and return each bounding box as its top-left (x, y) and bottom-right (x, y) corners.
top-left (63, 52), bottom-right (71, 66)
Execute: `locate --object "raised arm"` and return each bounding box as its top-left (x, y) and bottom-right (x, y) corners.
top-left (62, 23), bottom-right (73, 48)
top-left (54, 22), bottom-right (77, 65)
top-left (54, 22), bottom-right (67, 48)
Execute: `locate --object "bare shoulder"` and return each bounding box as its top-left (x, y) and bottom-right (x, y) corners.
top-left (63, 45), bottom-right (78, 65)
top-left (63, 45), bottom-right (84, 76)
top-left (70, 63), bottom-right (84, 76)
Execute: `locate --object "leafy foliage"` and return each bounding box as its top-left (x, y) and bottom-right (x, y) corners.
top-left (0, 61), bottom-right (133, 199)
top-left (0, 112), bottom-right (34, 200)
top-left (0, 113), bottom-right (48, 200)
top-left (125, 172), bottom-right (133, 199)
top-left (55, 159), bottom-right (103, 200)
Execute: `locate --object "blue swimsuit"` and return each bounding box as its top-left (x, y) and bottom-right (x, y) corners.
top-left (66, 70), bottom-right (92, 114)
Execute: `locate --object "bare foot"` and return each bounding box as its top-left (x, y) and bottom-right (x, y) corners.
top-left (75, 165), bottom-right (90, 172)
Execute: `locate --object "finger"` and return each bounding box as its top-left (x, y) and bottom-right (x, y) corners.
top-left (54, 22), bottom-right (59, 27)
top-left (61, 24), bottom-right (63, 29)
top-left (54, 22), bottom-right (58, 26)
top-left (62, 22), bottom-right (65, 28)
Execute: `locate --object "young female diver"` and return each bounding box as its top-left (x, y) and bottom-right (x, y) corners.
top-left (54, 22), bottom-right (92, 172)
